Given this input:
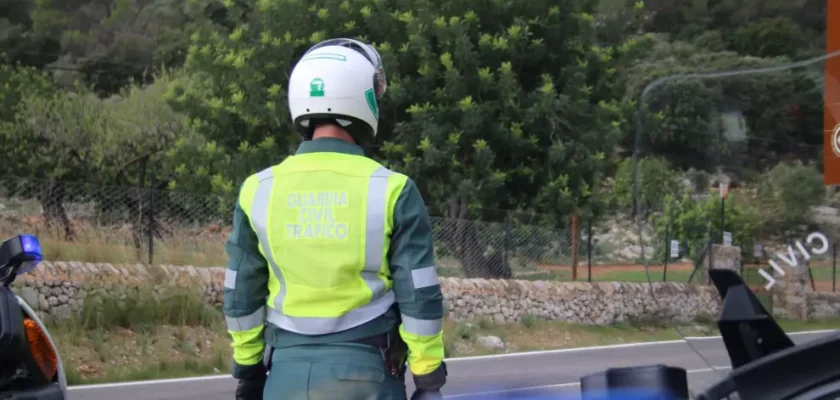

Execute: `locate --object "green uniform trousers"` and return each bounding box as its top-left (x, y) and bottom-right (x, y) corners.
top-left (263, 343), bottom-right (407, 400)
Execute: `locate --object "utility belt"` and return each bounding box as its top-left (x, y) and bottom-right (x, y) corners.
top-left (350, 329), bottom-right (409, 379)
top-left (263, 329), bottom-right (408, 380)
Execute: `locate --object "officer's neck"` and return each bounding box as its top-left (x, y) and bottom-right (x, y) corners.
top-left (312, 125), bottom-right (356, 144)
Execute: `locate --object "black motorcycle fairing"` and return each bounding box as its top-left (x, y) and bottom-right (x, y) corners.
top-left (696, 330), bottom-right (840, 400)
top-left (0, 287), bottom-right (29, 374)
top-left (0, 287), bottom-right (52, 391)
top-left (0, 382), bottom-right (64, 400)
top-left (580, 269), bottom-right (840, 400)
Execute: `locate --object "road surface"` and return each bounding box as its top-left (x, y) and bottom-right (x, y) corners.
top-left (67, 330), bottom-right (835, 400)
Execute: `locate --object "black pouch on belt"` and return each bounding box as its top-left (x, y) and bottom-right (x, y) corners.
top-left (351, 326), bottom-right (408, 379)
top-left (384, 326), bottom-right (408, 379)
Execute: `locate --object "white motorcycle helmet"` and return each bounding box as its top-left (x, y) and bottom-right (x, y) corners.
top-left (288, 38), bottom-right (387, 142)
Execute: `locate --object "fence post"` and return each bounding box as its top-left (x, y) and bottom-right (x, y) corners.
top-left (503, 213), bottom-right (510, 273)
top-left (720, 197), bottom-right (725, 242)
top-left (663, 224), bottom-right (669, 282)
top-left (833, 242), bottom-right (837, 293)
top-left (148, 171), bottom-right (156, 265)
top-left (707, 226), bottom-right (714, 284)
top-left (571, 214), bottom-right (579, 281)
top-left (587, 218), bottom-right (592, 282)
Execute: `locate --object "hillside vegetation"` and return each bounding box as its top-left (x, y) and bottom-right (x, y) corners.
top-left (1, 0), bottom-right (836, 276)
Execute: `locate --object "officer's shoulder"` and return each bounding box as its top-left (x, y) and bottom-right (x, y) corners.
top-left (240, 165), bottom-right (279, 190)
top-left (373, 162), bottom-right (413, 183)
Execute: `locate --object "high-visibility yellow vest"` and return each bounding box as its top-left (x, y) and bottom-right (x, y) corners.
top-left (238, 151), bottom-right (408, 335)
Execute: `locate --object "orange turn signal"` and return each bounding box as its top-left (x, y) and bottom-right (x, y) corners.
top-left (23, 318), bottom-right (58, 381)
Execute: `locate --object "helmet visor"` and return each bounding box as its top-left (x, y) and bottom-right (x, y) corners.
top-left (305, 38), bottom-right (387, 99)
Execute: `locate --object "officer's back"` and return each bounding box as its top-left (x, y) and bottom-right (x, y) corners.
top-left (223, 38), bottom-right (448, 400)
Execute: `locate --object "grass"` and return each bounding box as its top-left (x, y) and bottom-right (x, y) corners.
top-left (442, 315), bottom-right (840, 358)
top-left (589, 268), bottom-right (694, 282)
top-left (43, 283), bottom-right (840, 385)
top-left (45, 285), bottom-right (230, 385)
top-left (1, 217), bottom-right (229, 266)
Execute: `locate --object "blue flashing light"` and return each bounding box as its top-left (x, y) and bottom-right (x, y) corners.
top-left (19, 234), bottom-right (43, 261)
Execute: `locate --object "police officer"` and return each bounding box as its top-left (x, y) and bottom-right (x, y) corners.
top-left (223, 38), bottom-right (447, 400)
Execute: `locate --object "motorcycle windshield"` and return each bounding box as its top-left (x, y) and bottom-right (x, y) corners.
top-left (633, 42), bottom-right (840, 395)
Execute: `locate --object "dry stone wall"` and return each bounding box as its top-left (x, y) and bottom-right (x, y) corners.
top-left (9, 261), bottom-right (840, 324)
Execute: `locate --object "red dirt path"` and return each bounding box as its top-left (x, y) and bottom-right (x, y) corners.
top-left (537, 263), bottom-right (840, 293)
top-left (537, 263), bottom-right (694, 277)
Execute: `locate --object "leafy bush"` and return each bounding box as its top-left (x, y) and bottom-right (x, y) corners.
top-left (50, 285), bottom-right (223, 332)
top-left (755, 162), bottom-right (825, 236)
top-left (166, 0), bottom-right (639, 221)
top-left (654, 188), bottom-right (761, 259)
top-left (614, 157), bottom-right (679, 214)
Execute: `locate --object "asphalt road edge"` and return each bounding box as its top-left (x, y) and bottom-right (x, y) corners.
top-left (67, 328), bottom-right (836, 392)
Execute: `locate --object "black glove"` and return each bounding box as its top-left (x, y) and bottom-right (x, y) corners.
top-left (410, 389), bottom-right (443, 400)
top-left (234, 363), bottom-right (267, 400)
top-left (412, 361), bottom-right (447, 400)
top-left (235, 376), bottom-right (266, 400)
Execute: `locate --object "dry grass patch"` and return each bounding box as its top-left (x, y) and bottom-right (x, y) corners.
top-left (1, 217), bottom-right (228, 266)
top-left (54, 325), bottom-right (230, 385)
top-left (45, 284), bottom-right (230, 384)
top-left (442, 314), bottom-right (840, 357)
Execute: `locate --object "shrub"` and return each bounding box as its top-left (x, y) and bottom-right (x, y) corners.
top-left (756, 162), bottom-right (825, 236)
top-left (653, 187), bottom-right (761, 259)
top-left (614, 157), bottom-right (680, 215)
top-left (50, 285), bottom-right (223, 332)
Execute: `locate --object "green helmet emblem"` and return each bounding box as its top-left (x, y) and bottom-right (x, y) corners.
top-left (309, 78), bottom-right (325, 97)
top-left (365, 89), bottom-right (378, 119)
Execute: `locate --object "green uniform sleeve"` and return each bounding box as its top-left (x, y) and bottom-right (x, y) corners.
top-left (388, 178), bottom-right (445, 376)
top-left (223, 198), bottom-right (269, 379)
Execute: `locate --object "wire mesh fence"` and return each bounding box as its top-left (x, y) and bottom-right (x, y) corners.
top-left (0, 176), bottom-right (232, 267)
top-left (1, 176), bottom-right (838, 289)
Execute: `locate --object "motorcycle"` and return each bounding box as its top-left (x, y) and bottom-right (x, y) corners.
top-left (463, 268), bottom-right (840, 400)
top-left (0, 234), bottom-right (67, 400)
top-left (575, 268), bottom-right (840, 400)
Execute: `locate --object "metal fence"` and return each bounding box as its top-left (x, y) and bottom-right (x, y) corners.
top-left (1, 176), bottom-right (838, 290)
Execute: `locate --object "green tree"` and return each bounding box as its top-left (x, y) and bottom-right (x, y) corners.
top-left (26, 0), bottom-right (215, 95)
top-left (167, 0), bottom-right (640, 277)
top-left (0, 0), bottom-right (61, 68)
top-left (638, 0), bottom-right (825, 58)
top-left (622, 37), bottom-right (822, 171)
top-left (0, 73), bottom-right (193, 244)
top-left (0, 64), bottom-right (54, 122)
top-left (731, 17), bottom-right (805, 59)
top-left (614, 156), bottom-right (678, 215)
top-left (755, 162), bottom-right (825, 237)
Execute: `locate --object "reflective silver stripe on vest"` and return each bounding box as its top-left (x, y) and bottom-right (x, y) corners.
top-left (250, 166), bottom-right (397, 335)
top-left (227, 305), bottom-right (266, 332)
top-left (362, 166), bottom-right (393, 301)
top-left (250, 167), bottom-right (287, 314)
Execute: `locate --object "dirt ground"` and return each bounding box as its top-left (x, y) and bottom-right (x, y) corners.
top-left (538, 263), bottom-right (840, 293)
top-left (588, 263), bottom-right (694, 277)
